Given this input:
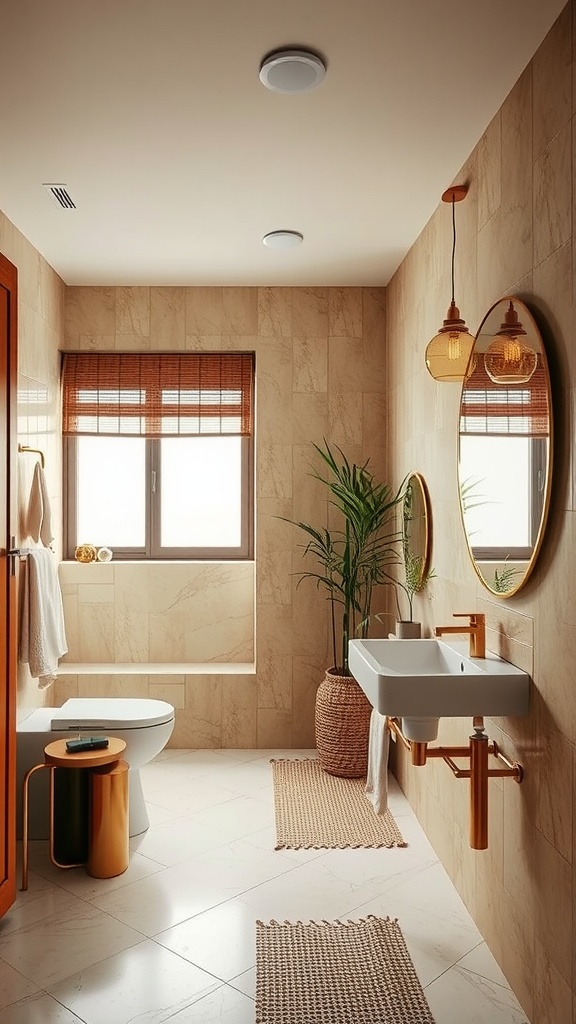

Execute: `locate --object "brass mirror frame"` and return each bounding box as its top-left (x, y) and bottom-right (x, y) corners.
top-left (457, 296), bottom-right (553, 598)
top-left (402, 471), bottom-right (432, 590)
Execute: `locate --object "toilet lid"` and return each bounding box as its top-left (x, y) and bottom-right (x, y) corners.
top-left (50, 698), bottom-right (175, 730)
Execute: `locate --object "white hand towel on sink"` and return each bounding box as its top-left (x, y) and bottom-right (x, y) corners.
top-left (364, 708), bottom-right (390, 814)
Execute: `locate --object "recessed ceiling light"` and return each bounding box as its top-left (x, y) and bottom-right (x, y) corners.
top-left (262, 230), bottom-right (304, 249)
top-left (259, 49), bottom-right (326, 94)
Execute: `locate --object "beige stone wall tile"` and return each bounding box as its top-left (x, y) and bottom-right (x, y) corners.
top-left (257, 443), bottom-right (293, 500)
top-left (292, 655), bottom-right (324, 747)
top-left (116, 287), bottom-right (150, 338)
top-left (257, 548), bottom-right (292, 606)
top-left (533, 828), bottom-right (573, 984)
top-left (222, 287), bottom-right (258, 334)
top-left (52, 676), bottom-right (79, 705)
top-left (328, 288), bottom-right (362, 337)
top-left (328, 392), bottom-right (363, 447)
top-left (176, 675), bottom-right (223, 747)
top-left (533, 2), bottom-right (573, 158)
top-left (185, 287), bottom-right (223, 334)
top-left (291, 578), bottom-right (329, 662)
top-left (362, 392), bottom-right (386, 448)
top-left (257, 653), bottom-right (292, 711)
top-left (477, 113), bottom-right (502, 231)
top-left (255, 605), bottom-right (294, 656)
top-left (64, 287), bottom-right (115, 344)
top-left (292, 336), bottom-right (327, 393)
top-left (257, 340), bottom-right (293, 442)
top-left (221, 676), bottom-right (257, 746)
top-left (535, 699), bottom-right (573, 862)
top-left (534, 124), bottom-right (572, 265)
top-left (150, 287), bottom-right (186, 349)
top-left (149, 563), bottom-right (254, 663)
top-left (501, 67), bottom-right (533, 211)
top-left (292, 287), bottom-right (328, 336)
top-left (328, 336), bottom-right (363, 394)
top-left (257, 709), bottom-right (292, 748)
top-left (292, 393), bottom-right (328, 444)
top-left (533, 241), bottom-right (574, 385)
top-left (533, 941), bottom-right (573, 1024)
top-left (477, 205), bottom-right (532, 316)
top-left (77, 674), bottom-right (150, 698)
top-left (258, 287), bottom-right (292, 337)
top-left (77, 604), bottom-right (115, 661)
top-left (149, 678), bottom-right (186, 709)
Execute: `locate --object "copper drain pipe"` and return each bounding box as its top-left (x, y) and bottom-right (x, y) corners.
top-left (387, 717), bottom-right (523, 850)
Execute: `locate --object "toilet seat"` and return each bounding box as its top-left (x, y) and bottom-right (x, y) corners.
top-left (50, 698), bottom-right (174, 730)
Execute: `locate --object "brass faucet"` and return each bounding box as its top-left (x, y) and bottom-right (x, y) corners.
top-left (434, 612), bottom-right (486, 658)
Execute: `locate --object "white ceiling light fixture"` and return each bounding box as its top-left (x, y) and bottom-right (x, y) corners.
top-left (259, 48), bottom-right (326, 94)
top-left (262, 230), bottom-right (304, 248)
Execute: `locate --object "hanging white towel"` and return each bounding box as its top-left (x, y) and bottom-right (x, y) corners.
top-left (26, 462), bottom-right (54, 548)
top-left (365, 708), bottom-right (390, 814)
top-left (19, 548), bottom-right (67, 689)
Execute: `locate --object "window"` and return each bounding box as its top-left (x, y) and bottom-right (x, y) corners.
top-left (62, 352), bottom-right (254, 559)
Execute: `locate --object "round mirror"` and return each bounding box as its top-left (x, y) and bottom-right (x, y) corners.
top-left (402, 472), bottom-right (432, 589)
top-left (458, 296), bottom-right (553, 597)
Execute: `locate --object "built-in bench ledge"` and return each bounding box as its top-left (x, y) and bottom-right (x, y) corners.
top-left (57, 663), bottom-right (256, 675)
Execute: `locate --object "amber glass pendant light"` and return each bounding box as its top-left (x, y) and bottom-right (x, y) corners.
top-left (483, 300), bottom-right (537, 385)
top-left (425, 185), bottom-right (475, 382)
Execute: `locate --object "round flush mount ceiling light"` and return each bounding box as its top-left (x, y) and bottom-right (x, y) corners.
top-left (259, 49), bottom-right (326, 94)
top-left (262, 230), bottom-right (304, 248)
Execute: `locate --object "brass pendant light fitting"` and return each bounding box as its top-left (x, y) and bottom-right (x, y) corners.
top-left (425, 185), bottom-right (475, 383)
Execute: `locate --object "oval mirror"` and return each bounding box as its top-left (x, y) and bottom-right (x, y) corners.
top-left (402, 472), bottom-right (432, 588)
top-left (458, 296), bottom-right (553, 597)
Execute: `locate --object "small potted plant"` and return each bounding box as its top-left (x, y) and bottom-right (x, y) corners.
top-left (389, 548), bottom-right (436, 638)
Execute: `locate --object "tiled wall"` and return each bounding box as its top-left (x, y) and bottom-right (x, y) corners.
top-left (0, 212), bottom-right (65, 715)
top-left (57, 560), bottom-right (255, 664)
top-left (60, 284), bottom-right (389, 748)
top-left (386, 3), bottom-right (575, 1020)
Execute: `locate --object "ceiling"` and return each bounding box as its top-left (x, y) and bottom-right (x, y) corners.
top-left (0, 0), bottom-right (565, 287)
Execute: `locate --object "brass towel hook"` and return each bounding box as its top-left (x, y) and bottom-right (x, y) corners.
top-left (18, 444), bottom-right (45, 468)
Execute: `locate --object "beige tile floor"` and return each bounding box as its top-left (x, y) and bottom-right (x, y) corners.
top-left (0, 748), bottom-right (529, 1023)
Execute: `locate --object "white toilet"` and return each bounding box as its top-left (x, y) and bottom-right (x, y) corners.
top-left (17, 698), bottom-right (175, 839)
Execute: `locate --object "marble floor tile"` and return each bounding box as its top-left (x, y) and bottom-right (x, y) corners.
top-left (425, 959), bottom-right (530, 1024)
top-left (47, 939), bottom-right (220, 1024)
top-left (1, 751), bottom-right (530, 1023)
top-left (0, 897), bottom-right (144, 988)
top-left (0, 992), bottom-right (86, 1023)
top-left (162, 983), bottom-right (256, 1023)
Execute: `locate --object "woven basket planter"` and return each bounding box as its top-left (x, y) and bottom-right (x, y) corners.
top-left (315, 669), bottom-right (372, 778)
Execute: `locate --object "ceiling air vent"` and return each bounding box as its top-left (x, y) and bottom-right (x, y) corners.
top-left (42, 183), bottom-right (76, 209)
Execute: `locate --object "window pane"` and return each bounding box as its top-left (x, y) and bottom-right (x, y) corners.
top-left (77, 437), bottom-right (145, 547)
top-left (460, 436), bottom-right (531, 548)
top-left (160, 437), bottom-right (242, 548)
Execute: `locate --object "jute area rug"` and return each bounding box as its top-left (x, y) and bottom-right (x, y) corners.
top-left (256, 915), bottom-right (435, 1023)
top-left (271, 758), bottom-right (406, 849)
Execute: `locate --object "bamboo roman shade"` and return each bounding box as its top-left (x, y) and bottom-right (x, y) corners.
top-left (460, 357), bottom-right (549, 438)
top-left (62, 352), bottom-right (254, 437)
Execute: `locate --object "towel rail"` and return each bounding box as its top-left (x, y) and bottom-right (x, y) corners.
top-left (18, 444), bottom-right (45, 468)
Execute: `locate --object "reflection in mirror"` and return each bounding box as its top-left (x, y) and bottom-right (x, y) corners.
top-left (403, 472), bottom-right (432, 590)
top-left (458, 297), bottom-right (552, 597)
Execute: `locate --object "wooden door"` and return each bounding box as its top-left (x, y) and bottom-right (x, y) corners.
top-left (0, 253), bottom-right (17, 917)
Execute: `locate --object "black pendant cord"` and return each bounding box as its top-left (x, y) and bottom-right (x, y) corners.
top-left (450, 198), bottom-right (456, 306)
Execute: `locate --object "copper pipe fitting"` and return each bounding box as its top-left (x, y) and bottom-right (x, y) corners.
top-left (470, 731), bottom-right (489, 850)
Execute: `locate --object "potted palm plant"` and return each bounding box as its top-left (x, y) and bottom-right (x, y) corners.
top-left (285, 441), bottom-right (404, 777)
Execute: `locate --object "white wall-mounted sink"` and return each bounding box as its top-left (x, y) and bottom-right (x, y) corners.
top-left (348, 638), bottom-right (530, 742)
